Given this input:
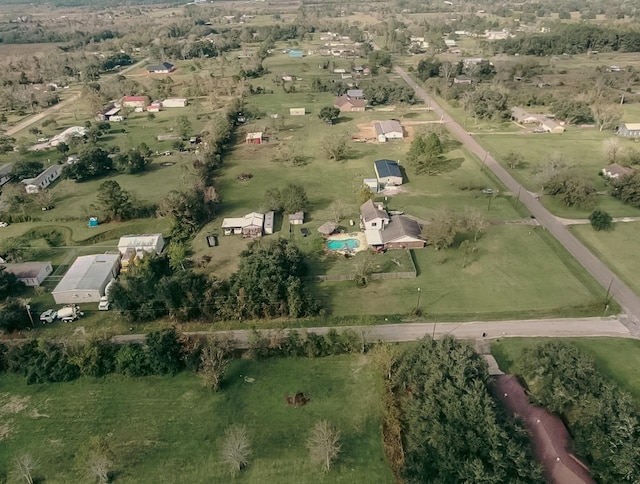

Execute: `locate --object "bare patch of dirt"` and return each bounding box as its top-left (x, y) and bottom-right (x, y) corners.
top-left (285, 392), bottom-right (310, 407)
top-left (0, 422), bottom-right (13, 441)
top-left (73, 326), bottom-right (87, 337)
top-left (30, 409), bottom-right (50, 419)
top-left (0, 394), bottom-right (30, 415)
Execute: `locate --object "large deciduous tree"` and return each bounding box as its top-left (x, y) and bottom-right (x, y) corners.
top-left (407, 133), bottom-right (447, 175)
top-left (611, 171), bottom-right (640, 208)
top-left (94, 180), bottom-right (138, 221)
top-left (321, 132), bottom-right (348, 161)
top-left (64, 146), bottom-right (112, 181)
top-left (0, 266), bottom-right (25, 300)
top-left (318, 106), bottom-right (340, 125)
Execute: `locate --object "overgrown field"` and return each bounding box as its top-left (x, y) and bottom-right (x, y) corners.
top-left (0, 355), bottom-right (391, 483)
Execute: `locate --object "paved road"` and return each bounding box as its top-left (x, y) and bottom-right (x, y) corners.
top-left (394, 65), bottom-right (640, 332)
top-left (4, 58), bottom-right (148, 138)
top-left (556, 216), bottom-right (640, 226)
top-left (112, 317), bottom-right (633, 348)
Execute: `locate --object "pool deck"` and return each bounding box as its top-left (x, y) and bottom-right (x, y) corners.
top-left (327, 232), bottom-right (368, 253)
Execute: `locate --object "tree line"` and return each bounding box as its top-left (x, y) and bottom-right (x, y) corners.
top-left (518, 341), bottom-right (640, 482)
top-left (388, 337), bottom-right (543, 483)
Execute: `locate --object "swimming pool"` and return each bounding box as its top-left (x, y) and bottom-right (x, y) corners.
top-left (327, 238), bottom-right (360, 251)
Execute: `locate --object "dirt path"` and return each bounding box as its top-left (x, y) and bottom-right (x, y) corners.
top-left (393, 65), bottom-right (640, 333)
top-left (112, 317), bottom-right (633, 347)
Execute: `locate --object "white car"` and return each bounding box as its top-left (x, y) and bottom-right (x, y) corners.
top-left (0, 222), bottom-right (8, 228)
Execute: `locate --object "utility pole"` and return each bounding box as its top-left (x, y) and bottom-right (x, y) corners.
top-left (415, 287), bottom-right (421, 314)
top-left (487, 194), bottom-right (493, 211)
top-left (25, 303), bottom-right (34, 328)
top-left (515, 185), bottom-right (522, 210)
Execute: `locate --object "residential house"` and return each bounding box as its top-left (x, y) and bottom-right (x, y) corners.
top-left (49, 126), bottom-right (86, 147)
top-left (22, 164), bottom-right (62, 194)
top-left (147, 101), bottom-right (162, 112)
top-left (444, 39), bottom-right (457, 47)
top-left (97, 106), bottom-right (121, 121)
top-left (333, 68), bottom-right (346, 74)
top-left (334, 95), bottom-right (367, 112)
top-left (147, 62), bottom-right (175, 73)
top-left (245, 132), bottom-right (264, 144)
top-left (52, 253), bottom-right (121, 304)
top-left (2, 261), bottom-right (52, 287)
top-left (162, 98), bottom-right (188, 108)
top-left (118, 233), bottom-right (164, 256)
top-left (360, 199), bottom-right (390, 231)
top-left (289, 107), bottom-right (306, 116)
top-left (381, 216), bottom-right (425, 249)
top-left (289, 50), bottom-right (304, 58)
top-left (602, 163), bottom-right (633, 179)
top-left (374, 159), bottom-right (403, 186)
top-left (222, 212), bottom-right (264, 238)
top-left (485, 30), bottom-right (510, 40)
top-left (374, 120), bottom-right (404, 143)
top-left (511, 107), bottom-right (565, 133)
top-left (264, 211), bottom-right (275, 235)
top-left (617, 123), bottom-right (640, 138)
top-left (463, 58), bottom-right (484, 68)
top-left (0, 163), bottom-right (12, 187)
top-left (409, 36), bottom-right (429, 49)
top-left (121, 96), bottom-right (149, 108)
top-left (289, 212), bottom-right (304, 225)
top-left (346, 89), bottom-right (364, 99)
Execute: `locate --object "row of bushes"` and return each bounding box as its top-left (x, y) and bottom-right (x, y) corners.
top-left (0, 327), bottom-right (368, 385)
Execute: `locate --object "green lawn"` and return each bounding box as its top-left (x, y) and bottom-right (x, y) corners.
top-left (312, 225), bottom-right (608, 320)
top-left (572, 223), bottom-right (640, 297)
top-left (491, 338), bottom-right (640, 403)
top-left (0, 355), bottom-right (391, 484)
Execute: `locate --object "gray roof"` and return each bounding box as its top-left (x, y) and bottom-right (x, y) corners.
top-left (22, 164), bottom-right (61, 186)
top-left (289, 211), bottom-right (304, 221)
top-left (53, 254), bottom-right (120, 293)
top-left (374, 120), bottom-right (403, 135)
top-left (2, 262), bottom-right (50, 279)
top-left (374, 159), bottom-right (402, 179)
top-left (346, 89), bottom-right (364, 98)
top-left (147, 62), bottom-right (174, 72)
top-left (381, 216), bottom-right (422, 243)
top-left (603, 163), bottom-right (633, 177)
top-left (360, 199), bottom-right (389, 222)
top-left (0, 163), bottom-right (12, 177)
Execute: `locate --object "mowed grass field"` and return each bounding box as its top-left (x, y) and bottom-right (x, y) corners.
top-left (572, 223), bottom-right (640, 297)
top-left (0, 355), bottom-right (392, 484)
top-left (491, 338), bottom-right (640, 403)
top-left (312, 225), bottom-right (608, 320)
top-left (475, 131), bottom-right (640, 218)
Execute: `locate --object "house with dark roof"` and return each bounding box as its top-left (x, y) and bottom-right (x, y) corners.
top-left (147, 62), bottom-right (175, 73)
top-left (334, 95), bottom-right (367, 112)
top-left (374, 159), bottom-right (403, 186)
top-left (381, 216), bottom-right (425, 249)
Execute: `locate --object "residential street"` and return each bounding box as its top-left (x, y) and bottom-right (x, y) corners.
top-left (393, 65), bottom-right (640, 332)
top-left (112, 317), bottom-right (633, 348)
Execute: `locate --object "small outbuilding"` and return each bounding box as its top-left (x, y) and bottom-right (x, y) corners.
top-left (289, 50), bottom-right (304, 58)
top-left (162, 98), bottom-right (188, 108)
top-left (289, 108), bottom-right (306, 116)
top-left (2, 261), bottom-right (52, 287)
top-left (246, 132), bottom-right (264, 144)
top-left (374, 159), bottom-right (403, 186)
top-left (374, 120), bottom-right (404, 142)
top-left (147, 62), bottom-right (175, 74)
top-left (121, 96), bottom-right (149, 108)
top-left (52, 253), bottom-right (121, 304)
top-left (363, 178), bottom-right (379, 193)
top-left (617, 123), bottom-right (640, 138)
top-left (264, 210), bottom-right (275, 235)
top-left (318, 221), bottom-right (339, 236)
top-left (289, 212), bottom-right (304, 225)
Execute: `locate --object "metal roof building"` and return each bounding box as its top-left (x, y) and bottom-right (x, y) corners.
top-left (374, 159), bottom-right (403, 186)
top-left (52, 254), bottom-right (120, 304)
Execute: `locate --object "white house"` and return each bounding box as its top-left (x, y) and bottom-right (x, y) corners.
top-left (49, 126), bottom-right (86, 147)
top-left (22, 164), bottom-right (62, 194)
top-left (162, 98), bottom-right (188, 108)
top-left (117, 233), bottom-right (165, 256)
top-left (2, 261), bottom-right (52, 287)
top-left (222, 212), bottom-right (264, 238)
top-left (0, 163), bottom-right (12, 187)
top-left (52, 254), bottom-right (121, 304)
top-left (374, 120), bottom-right (404, 142)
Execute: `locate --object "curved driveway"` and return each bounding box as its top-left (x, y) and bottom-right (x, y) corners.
top-left (394, 66), bottom-right (640, 332)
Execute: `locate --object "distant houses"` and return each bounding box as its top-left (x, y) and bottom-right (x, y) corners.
top-left (22, 164), bottom-right (62, 194)
top-left (222, 212), bottom-right (264, 238)
top-left (511, 107), bottom-right (565, 134)
top-left (147, 62), bottom-right (175, 74)
top-left (374, 120), bottom-right (404, 142)
top-left (617, 123), bottom-right (640, 138)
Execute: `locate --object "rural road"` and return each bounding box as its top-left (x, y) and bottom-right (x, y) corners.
top-left (394, 65), bottom-right (640, 333)
top-left (3, 58), bottom-right (148, 138)
top-left (112, 317), bottom-right (634, 348)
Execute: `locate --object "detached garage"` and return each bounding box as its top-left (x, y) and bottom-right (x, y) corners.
top-left (52, 254), bottom-right (120, 304)
top-left (374, 159), bottom-right (403, 186)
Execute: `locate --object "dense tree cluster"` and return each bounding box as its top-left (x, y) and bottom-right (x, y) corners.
top-left (519, 342), bottom-right (640, 482)
top-left (544, 169), bottom-right (597, 208)
top-left (494, 24), bottom-right (640, 56)
top-left (392, 337), bottom-right (543, 483)
top-left (363, 82), bottom-right (417, 105)
top-left (63, 146), bottom-right (112, 181)
top-left (611, 171), bottom-right (640, 208)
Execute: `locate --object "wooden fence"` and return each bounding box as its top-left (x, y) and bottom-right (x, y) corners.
top-left (304, 250), bottom-right (418, 282)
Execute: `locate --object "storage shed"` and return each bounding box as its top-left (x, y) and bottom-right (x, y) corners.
top-left (264, 210), bottom-right (275, 235)
top-left (289, 212), bottom-right (304, 225)
top-left (374, 159), bottom-right (403, 186)
top-left (118, 233), bottom-right (164, 256)
top-left (2, 261), bottom-right (52, 287)
top-left (289, 108), bottom-right (306, 116)
top-left (52, 254), bottom-right (121, 304)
